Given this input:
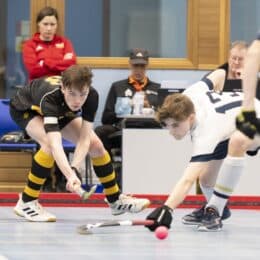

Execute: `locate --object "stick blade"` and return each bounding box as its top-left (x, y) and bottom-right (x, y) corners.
top-left (82, 184), bottom-right (97, 201)
top-left (77, 225), bottom-right (93, 235)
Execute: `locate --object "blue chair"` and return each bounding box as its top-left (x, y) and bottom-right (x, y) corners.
top-left (0, 99), bottom-right (37, 151)
top-left (0, 99), bottom-right (77, 152)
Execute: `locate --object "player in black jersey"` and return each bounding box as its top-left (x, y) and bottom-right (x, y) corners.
top-left (10, 65), bottom-right (150, 222)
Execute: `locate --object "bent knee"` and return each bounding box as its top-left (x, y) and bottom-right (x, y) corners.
top-left (229, 131), bottom-right (252, 155)
top-left (89, 138), bottom-right (106, 157)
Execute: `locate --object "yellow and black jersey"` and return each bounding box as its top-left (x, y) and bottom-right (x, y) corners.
top-left (11, 76), bottom-right (99, 131)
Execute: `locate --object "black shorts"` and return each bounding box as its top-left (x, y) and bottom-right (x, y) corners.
top-left (9, 105), bottom-right (79, 131)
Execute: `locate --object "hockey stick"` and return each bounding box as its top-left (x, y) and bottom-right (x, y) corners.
top-left (77, 219), bottom-right (154, 234)
top-left (75, 185), bottom-right (97, 201)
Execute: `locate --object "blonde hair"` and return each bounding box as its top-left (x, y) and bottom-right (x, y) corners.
top-left (230, 41), bottom-right (248, 51)
top-left (156, 93), bottom-right (195, 123)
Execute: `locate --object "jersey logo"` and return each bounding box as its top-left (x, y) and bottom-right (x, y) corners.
top-left (45, 76), bottom-right (62, 86)
top-left (65, 111), bottom-right (76, 117)
top-left (55, 43), bottom-right (64, 48)
top-left (125, 89), bottom-right (133, 97)
top-left (35, 45), bottom-right (43, 52)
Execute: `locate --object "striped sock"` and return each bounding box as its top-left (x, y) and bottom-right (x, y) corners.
top-left (207, 156), bottom-right (245, 215)
top-left (22, 149), bottom-right (54, 202)
top-left (199, 183), bottom-right (213, 202)
top-left (92, 151), bottom-right (120, 203)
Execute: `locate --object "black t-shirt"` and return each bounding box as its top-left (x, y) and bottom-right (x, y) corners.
top-left (11, 76), bottom-right (99, 131)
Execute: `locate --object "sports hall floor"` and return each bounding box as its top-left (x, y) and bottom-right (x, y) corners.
top-left (1, 196), bottom-right (260, 260)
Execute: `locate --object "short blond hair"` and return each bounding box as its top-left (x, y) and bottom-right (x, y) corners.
top-left (156, 93), bottom-right (195, 123)
top-left (230, 41), bottom-right (248, 51)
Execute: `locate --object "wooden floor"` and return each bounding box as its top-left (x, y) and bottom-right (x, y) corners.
top-left (1, 206), bottom-right (260, 260)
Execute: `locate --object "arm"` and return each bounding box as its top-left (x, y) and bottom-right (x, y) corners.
top-left (242, 40), bottom-right (260, 109)
top-left (165, 162), bottom-right (208, 209)
top-left (44, 38), bottom-right (76, 72)
top-left (206, 69), bottom-right (226, 93)
top-left (235, 39), bottom-right (260, 138)
top-left (146, 162), bottom-right (209, 231)
top-left (47, 131), bottom-right (79, 184)
top-left (70, 120), bottom-right (92, 169)
top-left (22, 41), bottom-right (52, 79)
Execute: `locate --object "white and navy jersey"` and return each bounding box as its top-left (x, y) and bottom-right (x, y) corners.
top-left (184, 78), bottom-right (260, 162)
top-left (11, 76), bottom-right (98, 132)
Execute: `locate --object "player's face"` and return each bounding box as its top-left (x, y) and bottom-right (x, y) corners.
top-left (38, 16), bottom-right (58, 41)
top-left (61, 85), bottom-right (89, 111)
top-left (228, 47), bottom-right (247, 79)
top-left (130, 64), bottom-right (147, 81)
top-left (161, 115), bottom-right (195, 140)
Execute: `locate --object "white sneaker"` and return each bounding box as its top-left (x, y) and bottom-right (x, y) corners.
top-left (107, 194), bottom-right (151, 215)
top-left (14, 195), bottom-right (56, 222)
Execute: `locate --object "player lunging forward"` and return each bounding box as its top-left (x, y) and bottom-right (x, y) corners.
top-left (145, 66), bottom-right (260, 232)
top-left (10, 65), bottom-right (150, 222)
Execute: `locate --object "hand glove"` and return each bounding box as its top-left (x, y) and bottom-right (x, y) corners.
top-left (145, 205), bottom-right (173, 232)
top-left (66, 168), bottom-right (81, 192)
top-left (236, 110), bottom-right (257, 139)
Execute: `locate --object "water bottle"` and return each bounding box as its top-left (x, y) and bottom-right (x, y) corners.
top-left (132, 92), bottom-right (144, 115)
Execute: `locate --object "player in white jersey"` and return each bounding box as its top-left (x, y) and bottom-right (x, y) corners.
top-left (184, 79), bottom-right (244, 158)
top-left (144, 68), bottom-right (260, 232)
top-left (198, 36), bottom-right (260, 231)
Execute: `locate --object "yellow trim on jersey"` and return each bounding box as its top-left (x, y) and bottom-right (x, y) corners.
top-left (31, 105), bottom-right (43, 115)
top-left (34, 149), bottom-right (55, 168)
top-left (28, 172), bottom-right (45, 185)
top-left (98, 172), bottom-right (116, 183)
top-left (45, 76), bottom-right (62, 86)
top-left (103, 185), bottom-right (119, 195)
top-left (216, 184), bottom-right (233, 193)
top-left (24, 186), bottom-right (40, 198)
top-left (91, 151), bottom-right (110, 166)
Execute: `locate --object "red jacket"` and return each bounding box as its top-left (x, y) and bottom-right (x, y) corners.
top-left (22, 33), bottom-right (76, 81)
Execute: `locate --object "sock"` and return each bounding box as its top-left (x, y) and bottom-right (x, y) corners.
top-left (199, 183), bottom-right (213, 202)
top-left (207, 156), bottom-right (245, 215)
top-left (91, 151), bottom-right (120, 203)
top-left (22, 149), bottom-right (54, 202)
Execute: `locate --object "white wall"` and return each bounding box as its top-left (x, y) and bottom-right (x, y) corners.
top-left (122, 129), bottom-right (260, 195)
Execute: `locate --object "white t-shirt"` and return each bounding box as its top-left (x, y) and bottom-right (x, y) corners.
top-left (183, 78), bottom-right (260, 161)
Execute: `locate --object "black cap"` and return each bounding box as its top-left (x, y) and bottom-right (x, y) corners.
top-left (129, 48), bottom-right (149, 65)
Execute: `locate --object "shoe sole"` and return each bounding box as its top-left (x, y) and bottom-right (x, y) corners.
top-left (14, 209), bottom-right (25, 218)
top-left (182, 209), bottom-right (231, 225)
top-left (197, 226), bottom-right (222, 232)
top-left (29, 218), bottom-right (56, 222)
top-left (111, 200), bottom-right (151, 216)
top-left (182, 217), bottom-right (229, 225)
top-left (14, 209), bottom-right (56, 222)
top-left (182, 219), bottom-right (201, 225)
